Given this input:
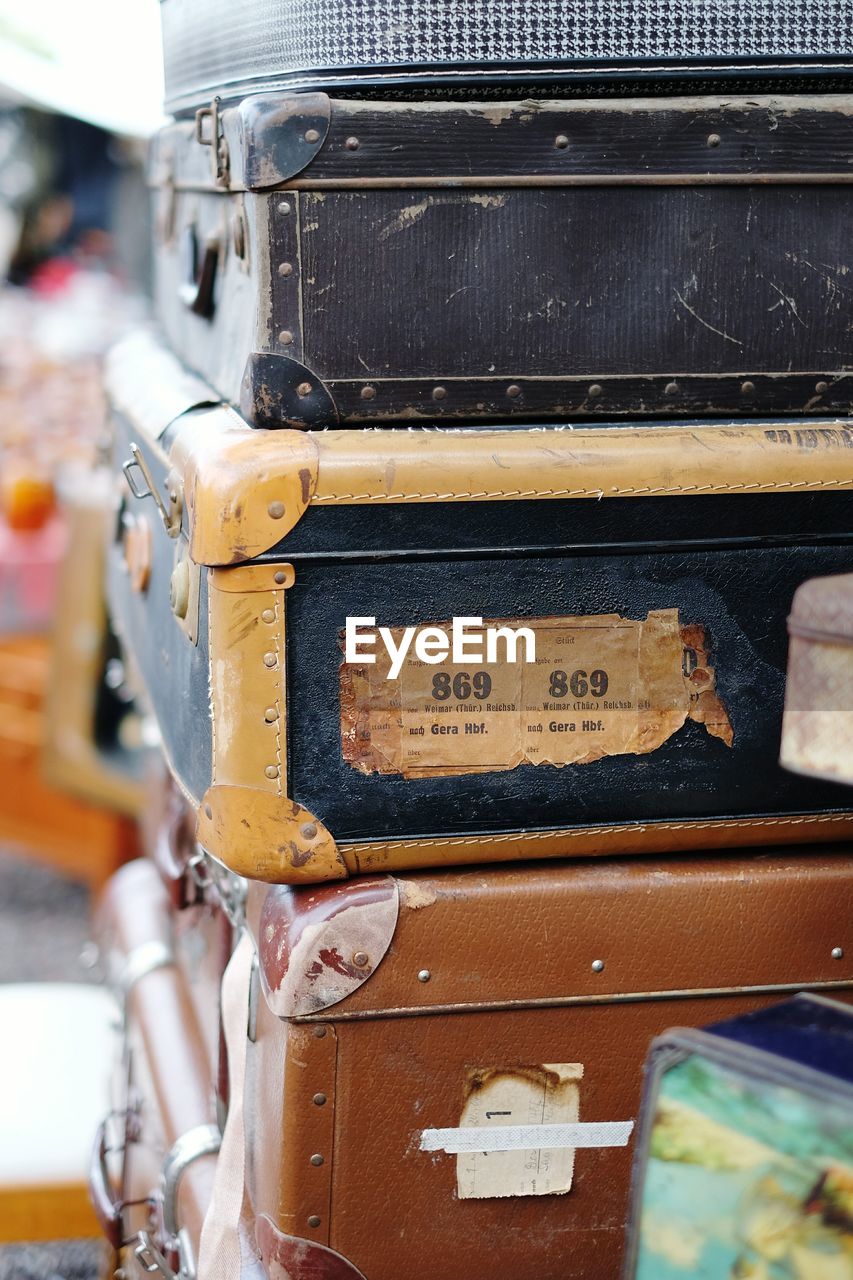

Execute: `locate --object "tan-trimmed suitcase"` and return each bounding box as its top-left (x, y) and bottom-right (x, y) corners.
top-left (106, 331), bottom-right (853, 884)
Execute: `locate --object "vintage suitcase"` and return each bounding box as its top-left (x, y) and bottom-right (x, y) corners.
top-left (781, 571), bottom-right (853, 788)
top-left (160, 0), bottom-right (853, 114)
top-left (151, 91), bottom-right (853, 429)
top-left (106, 331), bottom-right (853, 884)
top-left (623, 993), bottom-right (853, 1280)
top-left (91, 858), bottom-right (232, 1278)
top-left (96, 847), bottom-right (853, 1280)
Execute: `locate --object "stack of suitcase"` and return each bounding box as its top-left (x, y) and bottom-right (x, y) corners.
top-left (94, 4), bottom-right (853, 1277)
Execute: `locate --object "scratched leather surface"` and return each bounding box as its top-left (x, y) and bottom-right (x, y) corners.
top-left (242, 848), bottom-right (853, 1279)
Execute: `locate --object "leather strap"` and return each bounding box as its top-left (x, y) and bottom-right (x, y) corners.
top-left (197, 933), bottom-right (253, 1279)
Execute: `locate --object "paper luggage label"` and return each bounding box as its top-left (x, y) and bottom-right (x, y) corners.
top-left (340, 609), bottom-right (732, 778)
top-left (457, 1064), bottom-right (583, 1199)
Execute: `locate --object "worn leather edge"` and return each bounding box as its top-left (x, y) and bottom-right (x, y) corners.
top-left (342, 812), bottom-right (853, 874)
top-left (154, 93), bottom-right (853, 192)
top-left (256, 1213), bottom-right (367, 1279)
top-left (170, 416), bottom-right (851, 563)
top-left (311, 423), bottom-right (853, 504)
top-left (249, 876), bottom-right (400, 1017)
top-left (197, 786), bottom-right (347, 884)
top-left (169, 409), bottom-right (319, 564)
top-left (241, 353), bottom-right (340, 430)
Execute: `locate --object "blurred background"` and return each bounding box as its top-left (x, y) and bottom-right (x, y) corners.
top-left (0, 2), bottom-right (163, 1273)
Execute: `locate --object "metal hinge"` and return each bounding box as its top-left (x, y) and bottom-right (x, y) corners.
top-left (194, 98), bottom-right (229, 188)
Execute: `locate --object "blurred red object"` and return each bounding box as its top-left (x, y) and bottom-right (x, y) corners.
top-left (28, 257), bottom-right (80, 297)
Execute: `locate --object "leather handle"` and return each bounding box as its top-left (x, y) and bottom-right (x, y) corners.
top-left (179, 236), bottom-right (219, 319)
top-left (88, 1119), bottom-right (125, 1250)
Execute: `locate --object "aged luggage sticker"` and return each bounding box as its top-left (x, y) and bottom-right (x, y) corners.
top-left (340, 609), bottom-right (732, 777)
top-left (454, 1064), bottom-right (583, 1200)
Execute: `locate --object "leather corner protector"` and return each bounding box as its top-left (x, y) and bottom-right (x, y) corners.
top-left (226, 93), bottom-right (331, 189)
top-left (183, 425), bottom-right (319, 565)
top-left (255, 875), bottom-right (400, 1018)
top-left (197, 787), bottom-right (347, 885)
top-left (256, 1215), bottom-right (367, 1280)
top-left (241, 353), bottom-right (339, 431)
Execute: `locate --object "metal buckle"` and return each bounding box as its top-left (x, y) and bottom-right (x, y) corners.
top-left (187, 848), bottom-right (247, 929)
top-left (133, 1231), bottom-right (176, 1279)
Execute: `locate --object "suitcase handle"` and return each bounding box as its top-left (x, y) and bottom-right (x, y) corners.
top-left (178, 227), bottom-right (219, 320)
top-left (89, 1111), bottom-right (140, 1250)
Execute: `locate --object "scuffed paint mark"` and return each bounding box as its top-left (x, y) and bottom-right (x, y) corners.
top-left (766, 280), bottom-right (805, 326)
top-left (482, 104), bottom-right (516, 127)
top-left (469, 193), bottom-right (508, 210)
top-left (378, 197), bottom-right (433, 241)
top-left (399, 880), bottom-right (437, 911)
top-left (674, 288), bottom-right (744, 347)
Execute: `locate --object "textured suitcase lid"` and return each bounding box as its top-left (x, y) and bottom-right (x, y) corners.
top-left (246, 852), bottom-right (853, 1020)
top-left (160, 0), bottom-right (853, 114)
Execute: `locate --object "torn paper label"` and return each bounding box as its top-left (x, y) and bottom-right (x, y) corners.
top-left (340, 609), bottom-right (733, 778)
top-left (454, 1064), bottom-right (583, 1200)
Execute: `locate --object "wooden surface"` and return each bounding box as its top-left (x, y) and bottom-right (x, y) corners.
top-left (0, 1183), bottom-right (99, 1243)
top-left (0, 636), bottom-right (138, 889)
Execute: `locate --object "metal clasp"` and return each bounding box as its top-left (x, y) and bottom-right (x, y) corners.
top-left (134, 1229), bottom-right (196, 1280)
top-left (122, 443), bottom-right (183, 538)
top-left (134, 1231), bottom-right (177, 1279)
top-left (194, 97), bottom-right (229, 188)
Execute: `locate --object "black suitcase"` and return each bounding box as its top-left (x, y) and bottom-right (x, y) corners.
top-left (152, 91), bottom-right (853, 430)
top-left (106, 331), bottom-right (853, 885)
top-left (160, 0), bottom-right (853, 114)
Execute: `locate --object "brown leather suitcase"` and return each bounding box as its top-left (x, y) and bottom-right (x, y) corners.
top-left (92, 859), bottom-right (232, 1278)
top-left (93, 847), bottom-right (853, 1280)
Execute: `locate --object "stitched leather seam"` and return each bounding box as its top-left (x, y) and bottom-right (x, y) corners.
top-left (313, 478), bottom-right (853, 503)
top-left (346, 813), bottom-right (851, 855)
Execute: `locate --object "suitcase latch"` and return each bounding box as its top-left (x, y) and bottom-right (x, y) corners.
top-left (122, 444), bottom-right (183, 538)
top-left (194, 97), bottom-right (229, 188)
